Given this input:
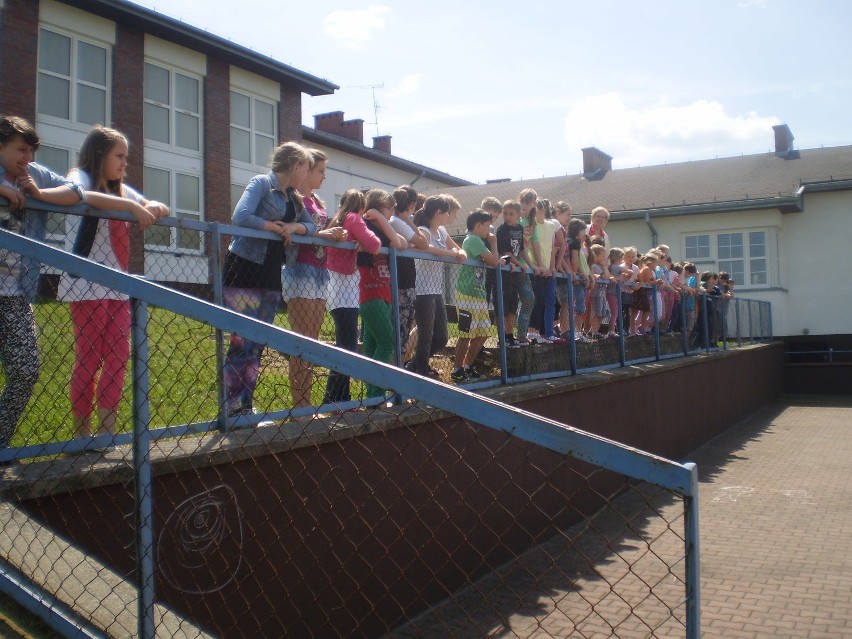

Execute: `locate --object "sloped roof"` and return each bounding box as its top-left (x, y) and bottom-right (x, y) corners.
top-left (432, 145), bottom-right (852, 236)
top-left (302, 127), bottom-right (473, 187)
top-left (64, 0), bottom-right (337, 95)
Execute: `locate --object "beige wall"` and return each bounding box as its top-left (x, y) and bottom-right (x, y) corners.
top-left (307, 143), bottom-right (461, 209)
top-left (603, 190), bottom-right (852, 337)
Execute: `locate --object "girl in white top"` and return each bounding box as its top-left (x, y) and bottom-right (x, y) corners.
top-left (57, 126), bottom-right (169, 439)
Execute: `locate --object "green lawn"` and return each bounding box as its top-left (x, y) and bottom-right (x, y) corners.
top-left (5, 301), bottom-right (351, 448)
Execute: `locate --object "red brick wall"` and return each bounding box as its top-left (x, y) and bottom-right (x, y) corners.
top-left (279, 85), bottom-right (302, 143)
top-left (113, 24), bottom-right (147, 275)
top-left (0, 0), bottom-right (39, 119)
top-left (204, 57), bottom-right (231, 270)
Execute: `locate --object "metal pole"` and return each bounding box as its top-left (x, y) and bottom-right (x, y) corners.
top-left (567, 276), bottom-right (577, 375)
top-left (389, 247), bottom-right (403, 404)
top-left (495, 264), bottom-right (508, 385)
top-left (652, 286), bottom-right (661, 361)
top-left (210, 224), bottom-right (226, 431)
top-left (132, 299), bottom-right (155, 639)
top-left (616, 281), bottom-right (626, 367)
top-left (683, 462), bottom-right (702, 639)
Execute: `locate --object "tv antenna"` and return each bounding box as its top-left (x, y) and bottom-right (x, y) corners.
top-left (347, 83), bottom-right (384, 136)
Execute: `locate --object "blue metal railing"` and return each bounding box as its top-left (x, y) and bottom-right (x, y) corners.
top-left (0, 203), bottom-right (702, 638)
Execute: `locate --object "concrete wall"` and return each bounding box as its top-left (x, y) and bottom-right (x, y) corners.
top-left (15, 344), bottom-right (782, 638)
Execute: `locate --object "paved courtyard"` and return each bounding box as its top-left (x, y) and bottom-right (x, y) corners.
top-left (390, 396), bottom-right (852, 638)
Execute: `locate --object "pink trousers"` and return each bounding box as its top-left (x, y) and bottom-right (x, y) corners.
top-left (70, 299), bottom-right (131, 418)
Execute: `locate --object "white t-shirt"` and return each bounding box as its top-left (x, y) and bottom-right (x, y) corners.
top-left (415, 225), bottom-right (448, 296)
top-left (57, 169), bottom-right (143, 302)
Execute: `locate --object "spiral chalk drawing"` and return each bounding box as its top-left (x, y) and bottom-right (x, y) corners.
top-left (157, 484), bottom-right (243, 595)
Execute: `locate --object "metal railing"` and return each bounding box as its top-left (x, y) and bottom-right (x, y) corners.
top-left (0, 202), bottom-right (702, 637)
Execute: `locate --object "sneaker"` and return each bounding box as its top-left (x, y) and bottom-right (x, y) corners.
top-left (451, 368), bottom-right (468, 382)
top-left (464, 365), bottom-right (482, 380)
top-left (506, 336), bottom-right (521, 349)
top-left (526, 333), bottom-right (541, 345)
top-left (545, 335), bottom-right (567, 344)
top-left (517, 338), bottom-right (531, 347)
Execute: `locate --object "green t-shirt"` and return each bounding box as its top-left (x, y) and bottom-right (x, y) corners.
top-left (457, 234), bottom-right (490, 298)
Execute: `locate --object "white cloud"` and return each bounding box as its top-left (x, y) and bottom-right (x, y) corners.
top-left (564, 94), bottom-right (779, 167)
top-left (323, 5), bottom-right (391, 48)
top-left (387, 74), bottom-right (423, 99)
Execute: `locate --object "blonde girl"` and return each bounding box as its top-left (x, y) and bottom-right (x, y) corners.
top-left (222, 142), bottom-right (314, 418)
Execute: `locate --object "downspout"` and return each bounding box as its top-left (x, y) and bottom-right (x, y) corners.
top-left (645, 211), bottom-right (658, 247)
top-left (409, 169), bottom-right (427, 187)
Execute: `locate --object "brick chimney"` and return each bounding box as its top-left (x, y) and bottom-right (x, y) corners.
top-left (315, 111), bottom-right (344, 134)
top-left (372, 135), bottom-right (392, 154)
top-left (582, 146), bottom-right (612, 179)
top-left (773, 124), bottom-right (797, 159)
top-left (338, 118), bottom-right (364, 144)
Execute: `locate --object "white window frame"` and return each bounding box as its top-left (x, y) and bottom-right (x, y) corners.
top-left (143, 61), bottom-right (203, 158)
top-left (682, 228), bottom-right (774, 289)
top-left (36, 26), bottom-right (111, 133)
top-left (142, 164), bottom-right (205, 256)
top-left (229, 90), bottom-right (278, 171)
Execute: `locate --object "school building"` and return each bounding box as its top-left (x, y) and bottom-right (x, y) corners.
top-left (435, 125), bottom-right (852, 345)
top-left (0, 0), bottom-right (468, 288)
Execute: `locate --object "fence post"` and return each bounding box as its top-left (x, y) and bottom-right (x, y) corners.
top-left (748, 301), bottom-right (755, 344)
top-left (389, 247), bottom-right (403, 403)
top-left (652, 286), bottom-right (661, 361)
top-left (616, 281), bottom-right (626, 367)
top-left (210, 223), bottom-right (226, 430)
top-left (132, 298), bottom-right (156, 639)
top-left (494, 264), bottom-right (508, 385)
top-left (681, 292), bottom-right (689, 355)
top-left (567, 276), bottom-right (577, 375)
top-left (735, 298), bottom-right (742, 347)
top-left (683, 462), bottom-right (702, 639)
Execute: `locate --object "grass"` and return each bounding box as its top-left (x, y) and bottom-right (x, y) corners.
top-left (4, 301), bottom-right (355, 449)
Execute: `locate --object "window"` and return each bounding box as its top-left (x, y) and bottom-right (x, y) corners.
top-left (35, 145), bottom-right (71, 239)
top-left (683, 230), bottom-right (770, 287)
top-left (229, 91), bottom-right (276, 167)
top-left (144, 166), bottom-right (203, 253)
top-left (144, 63), bottom-right (201, 152)
top-left (37, 28), bottom-right (109, 126)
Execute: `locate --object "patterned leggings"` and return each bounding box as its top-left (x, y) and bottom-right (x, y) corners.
top-left (222, 287), bottom-right (281, 415)
top-left (0, 296), bottom-right (39, 448)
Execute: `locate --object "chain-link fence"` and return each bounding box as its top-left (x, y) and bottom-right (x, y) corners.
top-left (1, 205), bottom-right (702, 637)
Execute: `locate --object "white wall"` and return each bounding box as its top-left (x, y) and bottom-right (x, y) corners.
top-left (308, 143), bottom-right (462, 210)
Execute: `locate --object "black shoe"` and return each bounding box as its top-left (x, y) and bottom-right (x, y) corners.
top-left (451, 368), bottom-right (468, 382)
top-left (464, 365), bottom-right (482, 380)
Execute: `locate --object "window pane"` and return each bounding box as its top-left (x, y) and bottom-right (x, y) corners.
top-left (145, 224), bottom-right (171, 247)
top-left (177, 213), bottom-right (201, 250)
top-left (230, 92), bottom-right (250, 128)
top-left (230, 127), bottom-right (251, 163)
top-left (175, 74), bottom-right (199, 113)
top-left (175, 112), bottom-right (199, 151)
top-left (36, 145), bottom-right (69, 176)
top-left (37, 146), bottom-right (70, 236)
top-left (719, 260), bottom-right (744, 286)
top-left (685, 234), bottom-right (710, 260)
top-left (143, 167), bottom-right (170, 206)
top-left (254, 133), bottom-right (274, 167)
top-left (749, 231), bottom-right (766, 258)
top-left (39, 30), bottom-right (71, 75)
top-left (750, 259), bottom-right (767, 285)
top-left (255, 100), bottom-right (275, 135)
top-left (176, 174), bottom-right (200, 212)
top-left (230, 184), bottom-right (246, 212)
top-left (144, 103), bottom-right (170, 144)
top-left (77, 85), bottom-right (106, 125)
top-left (144, 63), bottom-right (170, 104)
top-left (77, 41), bottom-right (106, 85)
top-left (37, 74), bottom-right (70, 119)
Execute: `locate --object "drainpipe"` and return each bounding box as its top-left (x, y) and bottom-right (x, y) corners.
top-left (409, 169), bottom-right (427, 187)
top-left (645, 211), bottom-right (658, 247)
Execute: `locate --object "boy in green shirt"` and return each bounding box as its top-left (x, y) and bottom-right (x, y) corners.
top-left (452, 210), bottom-right (499, 381)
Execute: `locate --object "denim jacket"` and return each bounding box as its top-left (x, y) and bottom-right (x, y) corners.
top-left (227, 172), bottom-right (316, 265)
top-left (0, 162), bottom-right (75, 300)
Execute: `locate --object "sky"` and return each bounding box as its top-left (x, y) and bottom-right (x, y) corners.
top-left (131, 0), bottom-right (852, 184)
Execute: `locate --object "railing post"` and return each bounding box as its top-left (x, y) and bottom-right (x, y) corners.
top-left (767, 301), bottom-right (773, 340)
top-left (652, 286), bottom-right (661, 361)
top-left (735, 298), bottom-right (742, 347)
top-left (389, 247), bottom-right (403, 403)
top-left (681, 292), bottom-right (689, 355)
top-left (494, 264), bottom-right (508, 385)
top-left (748, 301), bottom-right (755, 344)
top-left (616, 281), bottom-right (626, 367)
top-left (567, 276), bottom-right (577, 375)
top-left (701, 295), bottom-right (710, 351)
top-left (210, 223), bottom-right (226, 431)
top-left (132, 298), bottom-right (156, 639)
top-left (683, 462), bottom-right (702, 639)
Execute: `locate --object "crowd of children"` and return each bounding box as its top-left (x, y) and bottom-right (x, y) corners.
top-left (0, 115), bottom-right (738, 455)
